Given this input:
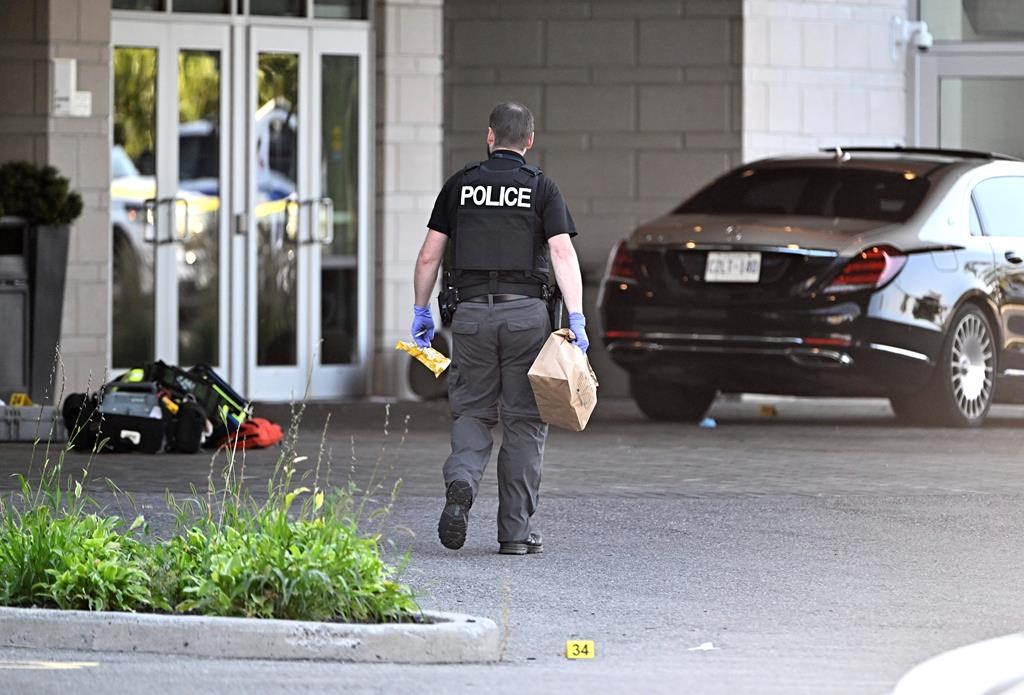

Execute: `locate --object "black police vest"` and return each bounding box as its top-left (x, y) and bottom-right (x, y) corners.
top-left (450, 160), bottom-right (551, 296)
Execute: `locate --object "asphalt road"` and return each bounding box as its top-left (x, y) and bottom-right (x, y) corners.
top-left (2, 396), bottom-right (1024, 694)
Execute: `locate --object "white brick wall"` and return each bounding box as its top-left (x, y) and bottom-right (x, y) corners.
top-left (374, 0), bottom-right (445, 396)
top-left (446, 0), bottom-right (745, 396)
top-left (50, 0), bottom-right (111, 398)
top-left (743, 0), bottom-right (911, 162)
top-left (0, 0), bottom-right (110, 400)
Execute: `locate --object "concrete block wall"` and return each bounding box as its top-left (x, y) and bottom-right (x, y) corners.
top-left (0, 1), bottom-right (49, 164)
top-left (374, 0), bottom-right (445, 396)
top-left (743, 0), bottom-right (911, 162)
top-left (0, 0), bottom-right (111, 399)
top-left (445, 0), bottom-right (744, 396)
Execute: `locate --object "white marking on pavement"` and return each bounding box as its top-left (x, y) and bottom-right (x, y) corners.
top-left (0, 660), bottom-right (98, 670)
top-left (688, 642), bottom-right (720, 652)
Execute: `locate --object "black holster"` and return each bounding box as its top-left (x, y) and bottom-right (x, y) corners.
top-left (438, 273), bottom-right (459, 327)
top-left (546, 286), bottom-right (564, 330)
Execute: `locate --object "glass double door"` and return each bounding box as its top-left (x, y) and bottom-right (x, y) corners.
top-left (112, 20), bottom-right (370, 401)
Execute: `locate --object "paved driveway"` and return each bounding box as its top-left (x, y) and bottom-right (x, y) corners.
top-left (2, 397), bottom-right (1023, 694)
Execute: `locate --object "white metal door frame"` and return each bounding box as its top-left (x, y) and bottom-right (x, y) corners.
top-left (111, 20), bottom-right (232, 371)
top-left (915, 44), bottom-right (1024, 147)
top-left (246, 26), bottom-right (312, 400)
top-left (307, 26), bottom-right (373, 399)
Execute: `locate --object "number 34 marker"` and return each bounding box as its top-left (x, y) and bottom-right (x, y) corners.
top-left (566, 640), bottom-right (595, 659)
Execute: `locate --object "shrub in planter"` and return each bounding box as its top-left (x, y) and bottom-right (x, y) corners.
top-left (0, 161), bottom-right (83, 226)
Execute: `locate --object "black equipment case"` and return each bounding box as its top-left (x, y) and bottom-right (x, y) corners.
top-left (95, 381), bottom-right (165, 453)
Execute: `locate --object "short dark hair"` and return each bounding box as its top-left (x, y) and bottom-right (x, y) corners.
top-left (489, 102), bottom-right (534, 149)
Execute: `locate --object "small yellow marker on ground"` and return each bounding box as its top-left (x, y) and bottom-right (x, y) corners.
top-left (8, 392), bottom-right (33, 406)
top-left (566, 640), bottom-right (595, 659)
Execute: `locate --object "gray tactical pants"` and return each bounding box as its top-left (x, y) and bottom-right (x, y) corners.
top-left (443, 297), bottom-right (550, 543)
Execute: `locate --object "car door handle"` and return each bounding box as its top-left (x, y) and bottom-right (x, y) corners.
top-left (1006, 250), bottom-right (1023, 264)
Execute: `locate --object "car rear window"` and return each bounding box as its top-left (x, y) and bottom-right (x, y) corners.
top-left (675, 166), bottom-right (931, 223)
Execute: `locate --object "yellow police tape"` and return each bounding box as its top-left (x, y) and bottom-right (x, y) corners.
top-left (395, 341), bottom-right (451, 378)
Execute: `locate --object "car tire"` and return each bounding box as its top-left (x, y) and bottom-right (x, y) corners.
top-left (889, 304), bottom-right (995, 427)
top-left (631, 375), bottom-right (716, 423)
top-left (888, 393), bottom-right (928, 425)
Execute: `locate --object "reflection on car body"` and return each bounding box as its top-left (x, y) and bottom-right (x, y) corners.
top-left (599, 147), bottom-right (1024, 427)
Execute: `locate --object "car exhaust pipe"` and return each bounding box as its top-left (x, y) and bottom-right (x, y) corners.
top-left (788, 348), bottom-right (853, 368)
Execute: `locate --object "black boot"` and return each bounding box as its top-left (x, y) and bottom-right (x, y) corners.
top-left (438, 480), bottom-right (473, 550)
top-left (499, 532), bottom-right (543, 555)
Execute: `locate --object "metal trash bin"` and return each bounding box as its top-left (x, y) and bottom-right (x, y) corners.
top-left (0, 217), bottom-right (30, 398)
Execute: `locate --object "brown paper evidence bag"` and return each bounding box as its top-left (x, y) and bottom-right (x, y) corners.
top-left (527, 329), bottom-right (599, 432)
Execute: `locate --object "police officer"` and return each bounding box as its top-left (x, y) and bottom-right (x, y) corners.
top-left (411, 102), bottom-right (587, 556)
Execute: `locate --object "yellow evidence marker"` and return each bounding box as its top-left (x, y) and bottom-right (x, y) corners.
top-left (8, 392), bottom-right (33, 406)
top-left (566, 640), bottom-right (595, 659)
top-left (395, 341), bottom-right (451, 378)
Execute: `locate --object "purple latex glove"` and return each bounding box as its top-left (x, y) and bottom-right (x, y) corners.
top-left (412, 305), bottom-right (435, 348)
top-left (567, 312), bottom-right (589, 353)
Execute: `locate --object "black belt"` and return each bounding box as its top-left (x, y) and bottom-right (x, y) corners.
top-left (457, 281), bottom-right (547, 301)
top-left (462, 293), bottom-right (532, 304)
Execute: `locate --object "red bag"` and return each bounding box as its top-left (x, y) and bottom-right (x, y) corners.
top-left (219, 417), bottom-right (283, 450)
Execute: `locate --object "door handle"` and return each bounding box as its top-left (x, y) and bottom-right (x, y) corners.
top-left (315, 197), bottom-right (334, 245)
top-left (296, 197), bottom-right (334, 245)
top-left (142, 197), bottom-right (189, 245)
top-left (142, 198), bottom-right (159, 243)
top-left (170, 197), bottom-right (190, 244)
top-left (284, 193), bottom-right (301, 244)
top-left (1006, 250), bottom-right (1023, 264)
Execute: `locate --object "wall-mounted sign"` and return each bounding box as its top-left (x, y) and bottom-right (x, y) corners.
top-left (52, 58), bottom-right (92, 117)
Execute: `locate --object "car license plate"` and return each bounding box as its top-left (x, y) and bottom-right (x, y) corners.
top-left (704, 252), bottom-right (761, 283)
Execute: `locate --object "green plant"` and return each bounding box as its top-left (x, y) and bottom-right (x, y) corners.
top-left (0, 467), bottom-right (152, 612)
top-left (153, 458), bottom-right (417, 622)
top-left (0, 403), bottom-right (419, 624)
top-left (0, 161), bottom-right (83, 225)
top-left (40, 512), bottom-right (152, 611)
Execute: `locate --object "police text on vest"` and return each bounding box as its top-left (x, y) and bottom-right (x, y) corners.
top-left (460, 185), bottom-right (532, 209)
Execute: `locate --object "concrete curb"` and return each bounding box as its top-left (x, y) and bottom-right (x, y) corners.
top-left (0, 607), bottom-right (501, 664)
top-left (893, 632), bottom-right (1024, 695)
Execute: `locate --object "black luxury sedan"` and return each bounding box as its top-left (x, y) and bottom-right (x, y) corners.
top-left (598, 147), bottom-right (1024, 427)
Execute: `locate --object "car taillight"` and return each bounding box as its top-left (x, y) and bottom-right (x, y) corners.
top-left (605, 330), bottom-right (640, 340)
top-left (608, 240), bottom-right (637, 280)
top-left (825, 245), bottom-right (906, 293)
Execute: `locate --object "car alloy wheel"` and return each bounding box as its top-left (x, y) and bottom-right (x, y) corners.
top-left (889, 305), bottom-right (995, 427)
top-left (949, 312), bottom-right (994, 421)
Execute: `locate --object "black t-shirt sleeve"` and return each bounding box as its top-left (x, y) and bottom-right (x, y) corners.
top-left (427, 172), bottom-right (461, 235)
top-left (539, 177), bottom-right (577, 240)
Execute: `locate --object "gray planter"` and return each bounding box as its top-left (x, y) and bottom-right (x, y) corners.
top-left (28, 223), bottom-right (69, 404)
top-left (0, 217), bottom-right (30, 398)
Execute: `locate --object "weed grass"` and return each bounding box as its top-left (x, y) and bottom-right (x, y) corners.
top-left (0, 401), bottom-right (419, 623)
